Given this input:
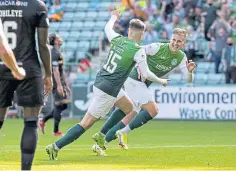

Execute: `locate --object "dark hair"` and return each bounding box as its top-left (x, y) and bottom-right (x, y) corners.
top-left (49, 33), bottom-right (58, 46)
top-left (129, 19), bottom-right (146, 31)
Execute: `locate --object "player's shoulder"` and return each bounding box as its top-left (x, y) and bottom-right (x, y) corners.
top-left (144, 42), bottom-right (165, 56)
top-left (178, 49), bottom-right (187, 58)
top-left (35, 0), bottom-right (48, 11)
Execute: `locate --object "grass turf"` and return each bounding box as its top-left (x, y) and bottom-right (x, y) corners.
top-left (0, 119), bottom-right (235, 170)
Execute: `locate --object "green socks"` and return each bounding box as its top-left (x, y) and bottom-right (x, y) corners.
top-left (129, 110), bottom-right (153, 131)
top-left (55, 124), bottom-right (85, 149)
top-left (100, 109), bottom-right (126, 135)
top-left (105, 121), bottom-right (125, 143)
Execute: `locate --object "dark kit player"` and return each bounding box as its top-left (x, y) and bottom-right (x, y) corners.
top-left (0, 0), bottom-right (53, 170)
top-left (40, 33), bottom-right (71, 136)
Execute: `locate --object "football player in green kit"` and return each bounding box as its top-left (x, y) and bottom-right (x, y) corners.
top-left (45, 9), bottom-right (170, 160)
top-left (92, 28), bottom-right (196, 156)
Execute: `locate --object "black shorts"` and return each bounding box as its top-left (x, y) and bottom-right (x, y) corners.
top-left (53, 86), bottom-right (67, 102)
top-left (0, 77), bottom-right (44, 108)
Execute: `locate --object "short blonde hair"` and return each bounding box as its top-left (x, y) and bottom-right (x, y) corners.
top-left (129, 19), bottom-right (146, 31)
top-left (173, 28), bottom-right (188, 38)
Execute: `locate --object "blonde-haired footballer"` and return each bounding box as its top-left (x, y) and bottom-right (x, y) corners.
top-left (92, 28), bottom-right (196, 155)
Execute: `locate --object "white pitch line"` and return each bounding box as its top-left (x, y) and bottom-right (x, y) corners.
top-left (0, 144), bottom-right (236, 152)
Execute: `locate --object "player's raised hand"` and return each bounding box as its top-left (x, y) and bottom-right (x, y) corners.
top-left (186, 60), bottom-right (196, 73)
top-left (11, 67), bottom-right (25, 80)
top-left (43, 76), bottom-right (53, 98)
top-left (111, 9), bottom-right (121, 20)
top-left (160, 79), bottom-right (170, 87)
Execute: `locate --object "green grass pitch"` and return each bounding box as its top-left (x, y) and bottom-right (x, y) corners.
top-left (0, 119), bottom-right (236, 170)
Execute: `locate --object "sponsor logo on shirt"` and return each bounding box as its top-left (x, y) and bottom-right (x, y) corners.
top-left (171, 59), bottom-right (177, 66)
top-left (0, 1), bottom-right (28, 7)
top-left (155, 63), bottom-right (172, 71)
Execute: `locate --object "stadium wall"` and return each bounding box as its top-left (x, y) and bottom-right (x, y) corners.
top-left (71, 82), bottom-right (236, 121)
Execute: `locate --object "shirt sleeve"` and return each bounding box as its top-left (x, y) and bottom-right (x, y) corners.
top-left (36, 1), bottom-right (49, 28)
top-left (105, 15), bottom-right (120, 42)
top-left (133, 48), bottom-right (147, 64)
top-left (144, 43), bottom-right (161, 56)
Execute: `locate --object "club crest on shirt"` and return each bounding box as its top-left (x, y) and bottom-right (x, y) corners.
top-left (171, 59), bottom-right (177, 66)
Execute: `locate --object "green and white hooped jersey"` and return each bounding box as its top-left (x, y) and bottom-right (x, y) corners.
top-left (129, 43), bottom-right (188, 86)
top-left (94, 35), bottom-right (146, 97)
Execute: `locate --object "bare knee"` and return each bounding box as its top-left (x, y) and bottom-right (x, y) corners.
top-left (122, 102), bottom-right (133, 115)
top-left (143, 102), bottom-right (159, 118)
top-left (115, 96), bottom-right (133, 115)
top-left (79, 112), bottom-right (98, 130)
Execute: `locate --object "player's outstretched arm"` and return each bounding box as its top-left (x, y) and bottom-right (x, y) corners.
top-left (178, 56), bottom-right (195, 83)
top-left (0, 20), bottom-right (25, 80)
top-left (104, 10), bottom-right (120, 42)
top-left (134, 49), bottom-right (169, 86)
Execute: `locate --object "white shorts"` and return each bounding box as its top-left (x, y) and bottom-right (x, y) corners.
top-left (88, 86), bottom-right (126, 118)
top-left (124, 77), bottom-right (154, 112)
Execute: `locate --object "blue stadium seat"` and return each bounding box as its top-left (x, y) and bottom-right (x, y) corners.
top-left (76, 51), bottom-right (87, 60)
top-left (77, 2), bottom-right (89, 9)
top-left (194, 73), bottom-right (208, 84)
top-left (84, 21), bottom-right (95, 30)
top-left (90, 41), bottom-right (99, 49)
top-left (68, 31), bottom-right (80, 41)
top-left (94, 21), bottom-right (106, 30)
top-left (208, 62), bottom-right (215, 73)
top-left (49, 22), bottom-right (60, 31)
top-left (62, 12), bottom-right (74, 22)
top-left (168, 74), bottom-right (183, 84)
top-left (64, 50), bottom-right (75, 61)
top-left (86, 11), bottom-right (98, 20)
top-left (79, 31), bottom-right (93, 41)
top-left (64, 3), bottom-right (77, 12)
top-left (71, 22), bottom-right (83, 31)
top-left (97, 11), bottom-right (109, 20)
top-left (74, 12), bottom-right (86, 20)
top-left (78, 41), bottom-right (90, 50)
top-left (49, 27), bottom-right (57, 34)
top-left (59, 22), bottom-right (72, 31)
top-left (99, 2), bottom-right (112, 9)
top-left (195, 62), bottom-right (210, 73)
top-left (92, 31), bottom-right (104, 40)
top-left (58, 31), bottom-right (69, 40)
top-left (206, 74), bottom-right (224, 84)
top-left (65, 41), bottom-right (78, 51)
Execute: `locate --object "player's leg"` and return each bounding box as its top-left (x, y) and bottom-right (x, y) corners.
top-left (116, 78), bottom-right (155, 149)
top-left (93, 78), bottom-right (137, 141)
top-left (92, 91), bottom-right (134, 155)
top-left (16, 78), bottom-right (44, 171)
top-left (52, 87), bottom-right (69, 136)
top-left (121, 102), bottom-right (158, 134)
top-left (53, 103), bottom-right (67, 136)
top-left (117, 102), bottom-right (158, 149)
top-left (105, 110), bottom-right (137, 145)
top-left (0, 79), bottom-right (17, 130)
top-left (92, 89), bottom-right (134, 149)
top-left (46, 86), bottom-right (117, 160)
top-left (39, 108), bottom-right (54, 134)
